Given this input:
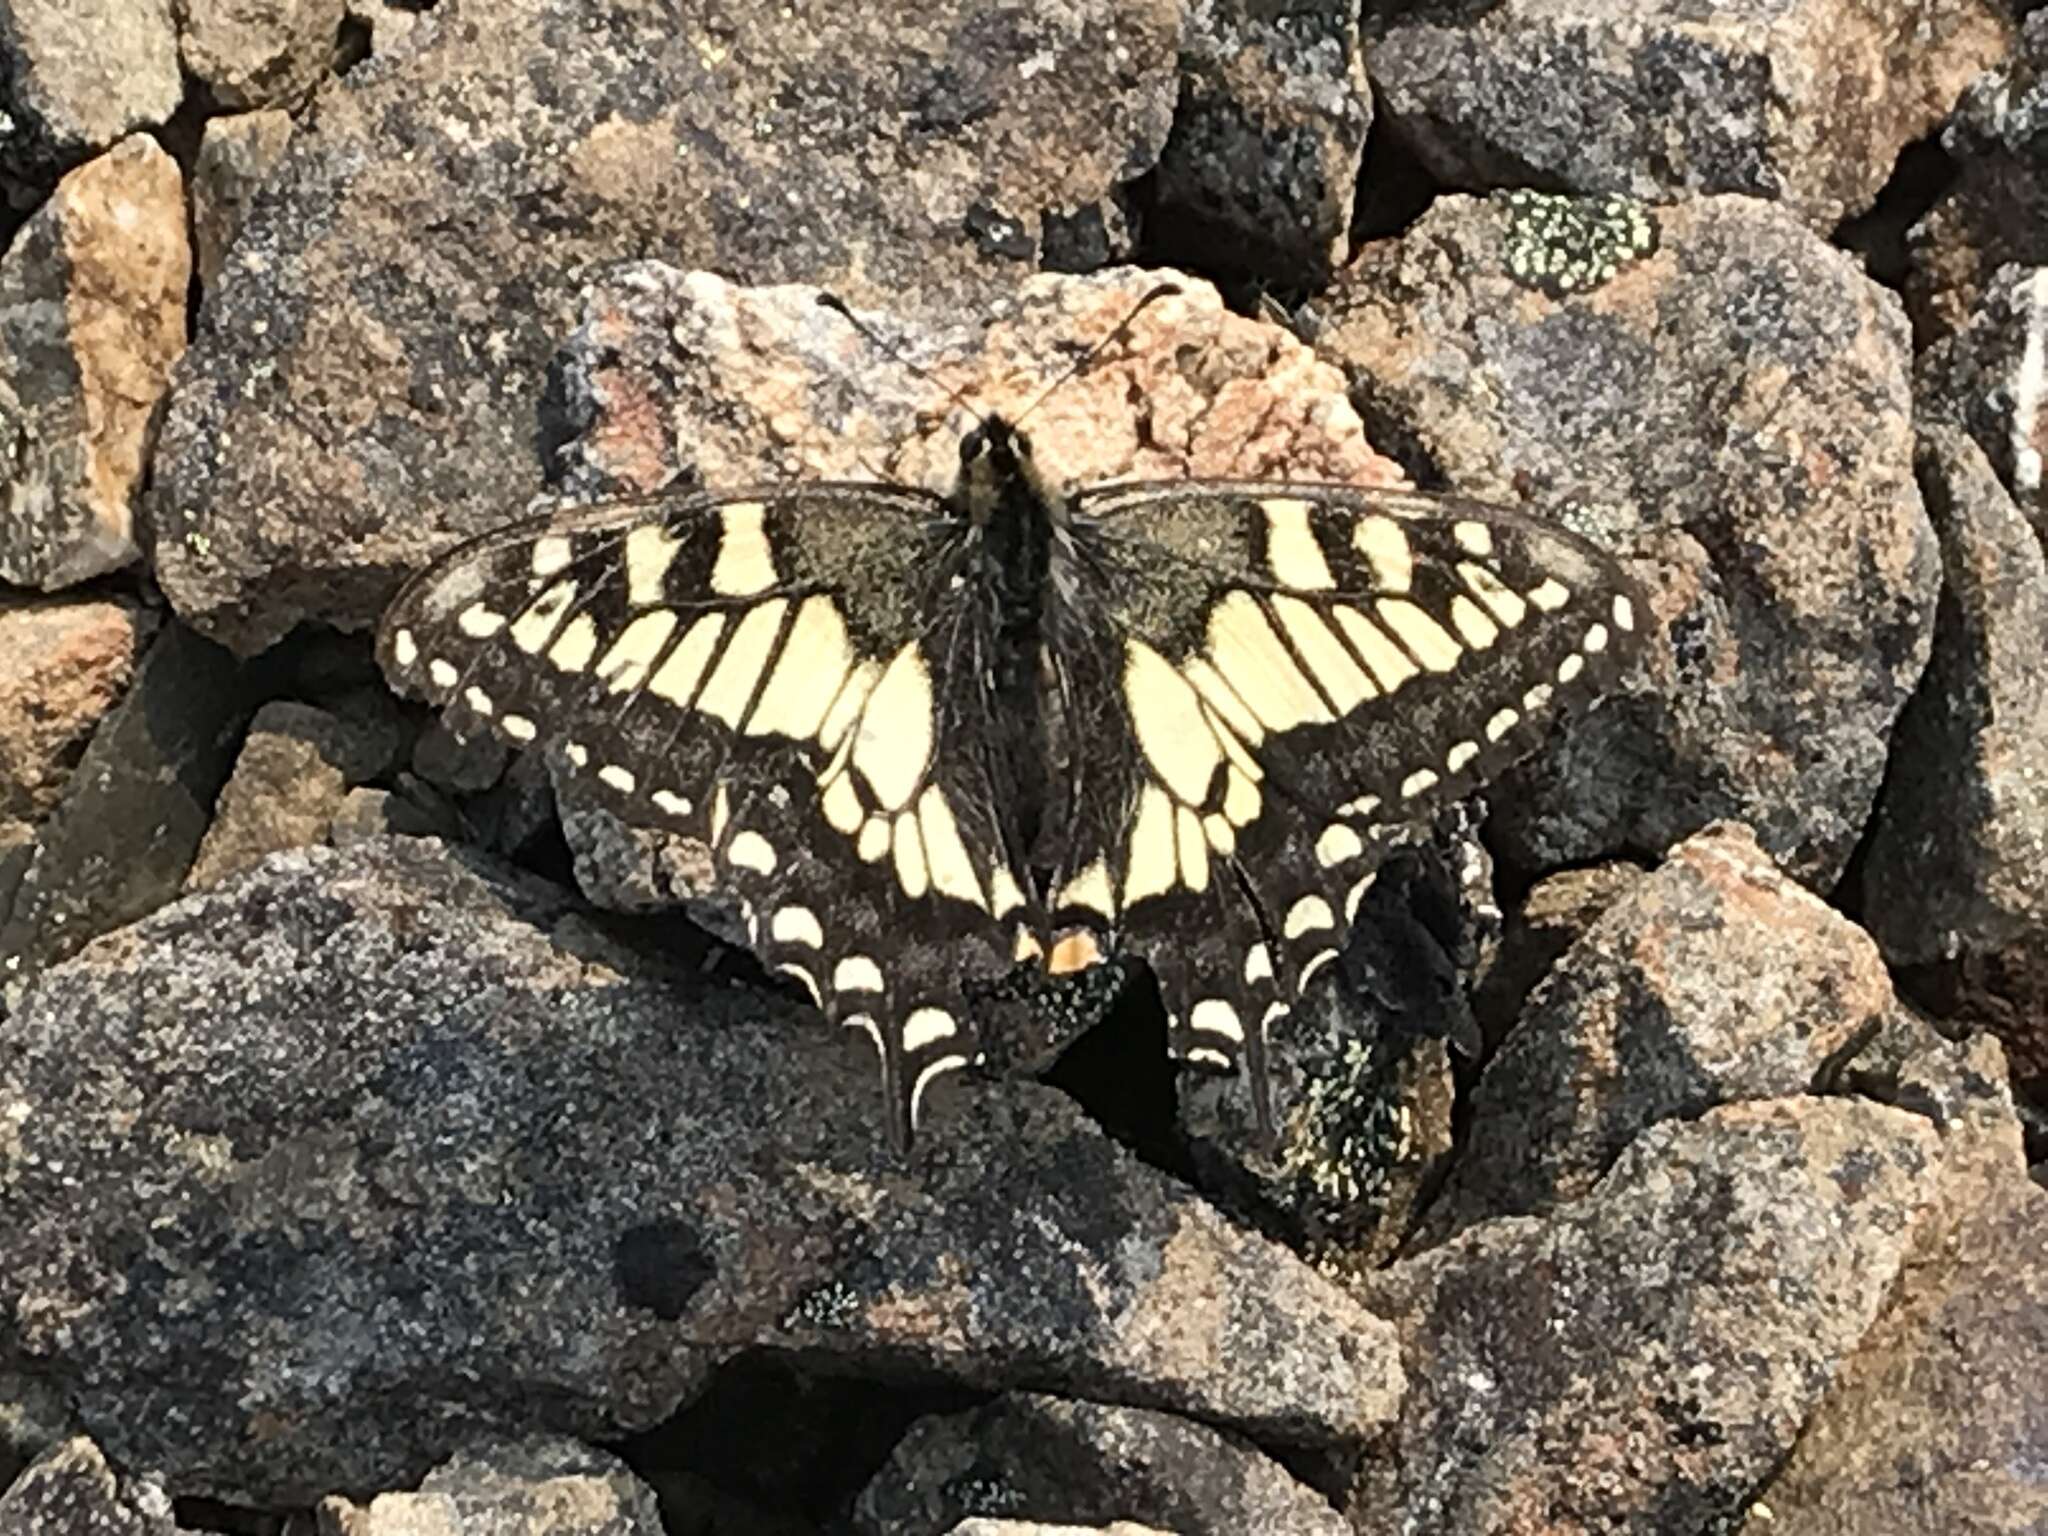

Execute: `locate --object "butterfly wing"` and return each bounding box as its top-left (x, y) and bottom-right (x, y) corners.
top-left (377, 486), bottom-right (1028, 1150)
top-left (1041, 482), bottom-right (1647, 1128)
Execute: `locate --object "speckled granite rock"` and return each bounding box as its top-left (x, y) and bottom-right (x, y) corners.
top-left (854, 1394), bottom-right (1347, 1536)
top-left (0, 836), bottom-right (1402, 1505)
top-left (1917, 264), bottom-right (2048, 531)
top-left (314, 1437), bottom-right (665, 1536)
top-left (1321, 192), bottom-right (1937, 886)
top-left (178, 0), bottom-right (343, 110)
top-left (0, 596), bottom-right (155, 824)
top-left (0, 1436), bottom-right (179, 1535)
top-left (190, 108), bottom-right (295, 286)
top-left (1861, 429), bottom-right (2048, 968)
top-left (1365, 0), bottom-right (2010, 232)
top-left (0, 135), bottom-right (188, 589)
top-left (0, 0), bottom-right (182, 201)
top-left (149, 0), bottom-right (1182, 654)
top-left (184, 697), bottom-right (407, 889)
top-left (1351, 1098), bottom-right (1939, 1536)
top-left (1908, 9), bottom-right (2048, 342)
top-left (1152, 0), bottom-right (1369, 288)
top-left (1420, 824), bottom-right (1903, 1241)
top-left (1469, 860), bottom-right (1645, 1047)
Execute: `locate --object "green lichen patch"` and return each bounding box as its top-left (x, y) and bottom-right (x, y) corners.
top-left (1501, 190), bottom-right (1660, 299)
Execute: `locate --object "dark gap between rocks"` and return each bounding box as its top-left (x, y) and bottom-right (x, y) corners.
top-left (153, 80), bottom-right (218, 349)
top-left (1832, 133), bottom-right (1955, 296)
top-left (171, 1495), bottom-right (295, 1534)
top-left (1349, 88), bottom-right (1441, 249)
top-left (1040, 962), bottom-right (1192, 1179)
top-left (333, 14), bottom-right (377, 77)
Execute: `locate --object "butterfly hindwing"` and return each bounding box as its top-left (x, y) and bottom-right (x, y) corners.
top-left (377, 485), bottom-right (1025, 1148)
top-left (1047, 481), bottom-right (1646, 1126)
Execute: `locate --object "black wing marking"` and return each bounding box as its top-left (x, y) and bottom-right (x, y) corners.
top-left (1043, 481), bottom-right (1647, 1129)
top-left (376, 485), bottom-right (1027, 1149)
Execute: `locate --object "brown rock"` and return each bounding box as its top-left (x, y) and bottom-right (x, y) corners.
top-left (314, 1436), bottom-right (665, 1536)
top-left (1917, 264), bottom-right (2048, 533)
top-left (1353, 1098), bottom-right (1939, 1536)
top-left (1366, 0), bottom-right (2011, 232)
top-left (0, 1436), bottom-right (177, 1534)
top-left (1470, 860), bottom-right (1646, 1048)
top-left (1422, 824), bottom-right (1902, 1241)
top-left (0, 595), bottom-right (155, 823)
top-left (0, 0), bottom-right (182, 199)
top-left (178, 0), bottom-right (344, 110)
top-left (191, 108), bottom-right (296, 286)
top-left (1321, 193), bottom-right (1937, 885)
top-left (0, 135), bottom-right (189, 589)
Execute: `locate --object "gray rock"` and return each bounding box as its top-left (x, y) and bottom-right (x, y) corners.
top-left (190, 108), bottom-right (296, 287)
top-left (854, 1393), bottom-right (1347, 1536)
top-left (1419, 823), bottom-right (1905, 1240)
top-left (1350, 1098), bottom-right (1939, 1535)
top-left (411, 715), bottom-right (508, 795)
top-left (1469, 860), bottom-right (1645, 1048)
top-left (149, 0), bottom-right (1183, 653)
top-left (0, 135), bottom-right (188, 589)
top-left (0, 836), bottom-right (1402, 1505)
top-left (1365, 0), bottom-right (2010, 232)
top-left (178, 0), bottom-right (344, 110)
top-left (1152, 0), bottom-right (1370, 288)
top-left (1861, 429), bottom-right (2048, 967)
top-left (185, 697), bottom-right (406, 890)
top-left (0, 0), bottom-right (182, 200)
top-left (329, 784), bottom-right (453, 845)
top-left (0, 622), bottom-right (260, 1004)
top-left (315, 1436), bottom-right (664, 1536)
top-left (946, 1526), bottom-right (1178, 1536)
top-left (1321, 193), bottom-right (1938, 886)
top-left (0, 596), bottom-right (156, 824)
top-left (1917, 262), bottom-right (2048, 532)
top-left (0, 1437), bottom-right (178, 1536)
top-left (1908, 9), bottom-right (2048, 342)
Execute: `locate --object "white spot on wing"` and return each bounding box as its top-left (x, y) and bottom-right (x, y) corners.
top-left (1191, 998), bottom-right (1244, 1043)
top-left (728, 829), bottom-right (777, 873)
top-left (834, 955), bottom-right (884, 993)
top-left (1284, 894), bottom-right (1334, 939)
top-left (599, 764), bottom-right (636, 793)
top-left (393, 628), bottom-right (418, 667)
top-left (902, 1006), bottom-right (956, 1052)
top-left (771, 905), bottom-right (824, 948)
top-left (428, 659), bottom-right (459, 688)
top-left (1316, 823), bottom-right (1364, 868)
top-left (501, 713), bottom-right (536, 742)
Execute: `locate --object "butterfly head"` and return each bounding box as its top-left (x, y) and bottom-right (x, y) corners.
top-left (955, 413), bottom-right (1048, 527)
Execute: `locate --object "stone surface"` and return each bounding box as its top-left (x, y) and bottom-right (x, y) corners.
top-left (1861, 429), bottom-right (2048, 967)
top-left (0, 596), bottom-right (155, 824)
top-left (179, 0), bottom-right (345, 110)
top-left (1917, 264), bottom-right (2048, 532)
top-left (184, 697), bottom-right (406, 889)
top-left (329, 784), bottom-right (452, 845)
top-left (855, 1393), bottom-right (1347, 1536)
top-left (1322, 193), bottom-right (1937, 886)
top-left (0, 0), bottom-right (182, 201)
top-left (1365, 0), bottom-right (2010, 232)
top-left (150, 0), bottom-right (1183, 654)
top-left (190, 108), bottom-right (296, 287)
top-left (0, 135), bottom-right (189, 589)
top-left (0, 836), bottom-right (1402, 1505)
top-left (411, 715), bottom-right (508, 795)
top-left (1352, 1098), bottom-right (1939, 1536)
top-left (315, 1436), bottom-right (664, 1536)
top-left (1420, 823), bottom-right (1904, 1240)
top-left (0, 623), bottom-right (261, 1005)
top-left (0, 1436), bottom-right (178, 1535)
top-left (1152, 0), bottom-right (1369, 288)
top-left (947, 1526), bottom-right (1177, 1536)
top-left (1908, 9), bottom-right (2048, 342)
top-left (1469, 860), bottom-right (1645, 1048)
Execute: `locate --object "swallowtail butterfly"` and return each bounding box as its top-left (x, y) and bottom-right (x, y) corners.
top-left (377, 289), bottom-right (1645, 1152)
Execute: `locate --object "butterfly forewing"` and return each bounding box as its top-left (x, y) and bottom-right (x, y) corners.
top-left (377, 485), bottom-right (1027, 1149)
top-left (1044, 482), bottom-right (1646, 1125)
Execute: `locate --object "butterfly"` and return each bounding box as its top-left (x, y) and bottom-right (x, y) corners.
top-left (376, 293), bottom-right (1646, 1153)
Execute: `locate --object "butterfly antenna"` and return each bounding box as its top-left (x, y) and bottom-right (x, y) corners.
top-left (817, 292), bottom-right (987, 427)
top-left (1012, 281), bottom-right (1184, 430)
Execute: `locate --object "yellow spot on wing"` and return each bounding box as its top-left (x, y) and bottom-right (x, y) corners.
top-left (746, 595), bottom-right (852, 738)
top-left (596, 610), bottom-right (679, 693)
top-left (1261, 497), bottom-right (1333, 589)
top-left (647, 612), bottom-right (726, 707)
top-left (1271, 595), bottom-right (1376, 712)
top-left (1058, 856), bottom-right (1115, 918)
top-left (710, 502), bottom-right (777, 596)
top-left (510, 580), bottom-right (577, 654)
top-left (852, 643), bottom-right (934, 813)
top-left (1377, 599), bottom-right (1462, 672)
top-left (1354, 516), bottom-right (1412, 593)
top-left (697, 600), bottom-right (789, 725)
top-left (1130, 785), bottom-right (1182, 906)
top-left (548, 614), bottom-right (600, 672)
top-left (1207, 591), bottom-right (1333, 731)
top-left (1174, 805), bottom-right (1209, 892)
top-left (625, 523), bottom-right (683, 607)
top-left (1460, 562), bottom-right (1529, 626)
top-left (892, 809), bottom-right (929, 898)
top-left (1125, 640), bottom-right (1222, 805)
top-left (1331, 604), bottom-right (1419, 692)
top-left (1183, 657), bottom-right (1265, 744)
top-left (917, 785), bottom-right (985, 908)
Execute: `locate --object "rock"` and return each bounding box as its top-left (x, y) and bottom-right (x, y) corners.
top-left (0, 596), bottom-right (156, 824)
top-left (946, 1526), bottom-right (1177, 1536)
top-left (149, 0), bottom-right (1183, 653)
top-left (0, 836), bottom-right (1402, 1505)
top-left (1151, 0), bottom-right (1370, 289)
top-left (1469, 861), bottom-right (1645, 1048)
top-left (1321, 193), bottom-right (1937, 886)
top-left (0, 135), bottom-right (189, 590)
top-left (178, 0), bottom-right (344, 110)
top-left (0, 622), bottom-right (260, 1004)
top-left (854, 1393), bottom-right (1348, 1536)
top-left (314, 1436), bottom-right (665, 1536)
top-left (411, 715), bottom-right (508, 795)
top-left (0, 1436), bottom-right (178, 1535)
top-left (190, 108), bottom-right (295, 287)
top-left (1907, 10), bottom-right (2048, 342)
top-left (341, 0), bottom-right (426, 60)
top-left (1421, 824), bottom-right (1901, 1240)
top-left (0, 0), bottom-right (182, 201)
top-left (1916, 264), bottom-right (2048, 531)
top-left (1365, 0), bottom-right (2010, 232)
top-left (329, 784), bottom-right (451, 845)
top-left (1860, 429), bottom-right (2048, 967)
top-left (1351, 1098), bottom-right (1939, 1535)
top-left (184, 697), bottom-right (406, 889)
top-left (1742, 1039), bottom-right (2045, 1535)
